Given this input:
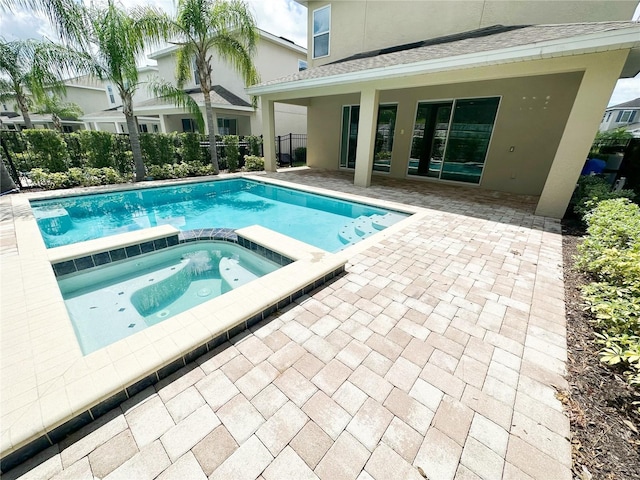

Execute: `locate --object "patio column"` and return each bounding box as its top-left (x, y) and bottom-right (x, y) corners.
top-left (159, 115), bottom-right (168, 133)
top-left (261, 97), bottom-right (277, 172)
top-left (535, 50), bottom-right (629, 218)
top-left (354, 88), bottom-right (379, 188)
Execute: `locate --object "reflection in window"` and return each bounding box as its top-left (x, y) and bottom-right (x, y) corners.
top-left (313, 5), bottom-right (330, 58)
top-left (217, 118), bottom-right (237, 135)
top-left (298, 59), bottom-right (308, 71)
top-left (373, 105), bottom-right (397, 173)
top-left (408, 97), bottom-right (499, 184)
top-left (340, 105), bottom-right (359, 169)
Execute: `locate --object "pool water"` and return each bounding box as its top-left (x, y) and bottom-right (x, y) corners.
top-left (58, 241), bottom-right (280, 355)
top-left (31, 179), bottom-right (408, 252)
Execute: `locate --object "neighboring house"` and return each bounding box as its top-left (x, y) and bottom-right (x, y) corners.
top-left (248, 0), bottom-right (640, 218)
top-left (84, 29), bottom-right (308, 136)
top-left (1, 74), bottom-right (112, 132)
top-left (599, 97), bottom-right (640, 137)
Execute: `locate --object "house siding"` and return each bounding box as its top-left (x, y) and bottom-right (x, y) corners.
top-left (305, 0), bottom-right (638, 67)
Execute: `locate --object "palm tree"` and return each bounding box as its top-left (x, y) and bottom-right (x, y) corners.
top-left (0, 38), bottom-right (91, 129)
top-left (165, 0), bottom-right (260, 173)
top-left (33, 94), bottom-right (83, 131)
top-left (83, 2), bottom-right (205, 181)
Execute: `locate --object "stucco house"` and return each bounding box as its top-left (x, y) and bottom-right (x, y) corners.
top-left (249, 0), bottom-right (640, 218)
top-left (82, 29), bottom-right (308, 137)
top-left (0, 75), bottom-right (114, 132)
top-left (599, 97), bottom-right (640, 137)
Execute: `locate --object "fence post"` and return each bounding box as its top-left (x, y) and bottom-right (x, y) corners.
top-left (260, 135), bottom-right (263, 157)
top-left (289, 133), bottom-right (293, 166)
top-left (0, 136), bottom-right (22, 189)
top-left (277, 135), bottom-right (282, 164)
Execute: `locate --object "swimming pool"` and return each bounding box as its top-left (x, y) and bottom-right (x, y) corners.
top-left (30, 178), bottom-right (408, 252)
top-left (59, 241), bottom-right (282, 354)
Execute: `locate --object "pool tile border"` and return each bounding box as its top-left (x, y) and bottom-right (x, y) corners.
top-left (50, 229), bottom-right (294, 277)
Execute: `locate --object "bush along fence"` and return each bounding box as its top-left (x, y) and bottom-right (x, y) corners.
top-left (572, 176), bottom-right (639, 394)
top-left (0, 130), bottom-right (307, 189)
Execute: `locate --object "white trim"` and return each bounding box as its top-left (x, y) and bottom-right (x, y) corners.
top-left (312, 4), bottom-right (331, 59)
top-left (248, 27), bottom-right (640, 95)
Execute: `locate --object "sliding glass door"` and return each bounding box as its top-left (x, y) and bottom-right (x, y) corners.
top-left (408, 97), bottom-right (499, 184)
top-left (340, 104), bottom-right (398, 172)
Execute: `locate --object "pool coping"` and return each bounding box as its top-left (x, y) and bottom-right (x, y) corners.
top-left (0, 173), bottom-right (422, 469)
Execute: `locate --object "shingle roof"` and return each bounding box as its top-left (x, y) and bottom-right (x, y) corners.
top-left (135, 85), bottom-right (251, 109)
top-left (608, 97), bottom-right (640, 109)
top-left (252, 21), bottom-right (640, 88)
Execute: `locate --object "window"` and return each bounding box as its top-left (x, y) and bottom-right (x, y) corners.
top-left (138, 124), bottom-right (148, 133)
top-left (62, 126), bottom-right (73, 133)
top-left (340, 105), bottom-right (359, 169)
top-left (616, 110), bottom-right (636, 123)
top-left (373, 105), bottom-right (398, 173)
top-left (153, 124), bottom-right (159, 133)
top-left (106, 85), bottom-right (115, 104)
top-left (408, 97), bottom-right (500, 184)
top-left (217, 118), bottom-right (237, 135)
top-left (606, 112), bottom-right (612, 122)
top-left (298, 59), bottom-right (308, 71)
top-left (182, 118), bottom-right (197, 132)
top-left (192, 57), bottom-right (200, 85)
top-left (313, 5), bottom-right (330, 58)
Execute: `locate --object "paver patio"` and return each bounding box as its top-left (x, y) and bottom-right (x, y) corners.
top-left (1, 169), bottom-right (571, 479)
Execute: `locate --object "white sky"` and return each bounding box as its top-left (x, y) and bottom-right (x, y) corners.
top-left (1, 0), bottom-right (638, 106)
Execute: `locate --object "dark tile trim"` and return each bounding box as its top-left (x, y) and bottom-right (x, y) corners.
top-left (51, 231), bottom-right (293, 277)
top-left (0, 263), bottom-right (344, 474)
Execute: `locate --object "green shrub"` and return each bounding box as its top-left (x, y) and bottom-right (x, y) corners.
top-left (246, 135), bottom-right (262, 156)
top-left (140, 133), bottom-right (177, 166)
top-left (65, 133), bottom-right (85, 168)
top-left (243, 155), bottom-right (264, 171)
top-left (572, 175), bottom-right (635, 219)
top-left (576, 199), bottom-right (640, 272)
top-left (22, 129), bottom-right (68, 172)
top-left (28, 166), bottom-right (126, 189)
top-left (223, 135), bottom-right (240, 172)
top-left (78, 130), bottom-right (115, 168)
top-left (576, 197), bottom-right (640, 389)
top-left (179, 133), bottom-right (205, 165)
top-left (294, 147), bottom-right (307, 163)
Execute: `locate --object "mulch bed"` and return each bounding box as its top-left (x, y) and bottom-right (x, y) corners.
top-left (561, 219), bottom-right (640, 480)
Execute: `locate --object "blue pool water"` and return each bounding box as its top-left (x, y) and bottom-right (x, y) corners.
top-left (31, 179), bottom-right (408, 252)
top-left (59, 241), bottom-right (281, 354)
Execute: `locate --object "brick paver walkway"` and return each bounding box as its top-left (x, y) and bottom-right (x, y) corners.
top-left (3, 170), bottom-right (571, 480)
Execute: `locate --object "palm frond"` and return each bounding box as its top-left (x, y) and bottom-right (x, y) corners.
top-left (147, 76), bottom-right (204, 131)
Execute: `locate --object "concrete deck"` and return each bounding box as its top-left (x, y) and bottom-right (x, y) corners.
top-left (1, 169), bottom-right (571, 480)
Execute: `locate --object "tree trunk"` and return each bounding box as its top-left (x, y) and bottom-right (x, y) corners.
top-left (52, 113), bottom-right (62, 132)
top-left (203, 91), bottom-right (219, 174)
top-left (16, 94), bottom-right (33, 130)
top-left (123, 95), bottom-right (144, 182)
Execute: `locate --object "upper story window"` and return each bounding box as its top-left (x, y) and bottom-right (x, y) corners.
top-left (313, 5), bottom-right (330, 59)
top-left (106, 85), bottom-right (115, 104)
top-left (298, 59), bottom-right (308, 71)
top-left (616, 110), bottom-right (636, 123)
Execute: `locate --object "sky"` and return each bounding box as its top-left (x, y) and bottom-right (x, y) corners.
top-left (1, 0), bottom-right (639, 107)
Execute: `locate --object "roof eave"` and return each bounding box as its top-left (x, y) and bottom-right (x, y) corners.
top-left (247, 27), bottom-right (640, 96)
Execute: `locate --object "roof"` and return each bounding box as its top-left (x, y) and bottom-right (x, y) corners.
top-left (82, 85), bottom-right (252, 120)
top-left (607, 97), bottom-right (640, 109)
top-left (248, 21), bottom-right (640, 94)
top-left (148, 28), bottom-right (306, 60)
top-left (135, 86), bottom-right (252, 109)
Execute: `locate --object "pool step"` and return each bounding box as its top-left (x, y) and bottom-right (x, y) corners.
top-left (371, 212), bottom-right (407, 230)
top-left (338, 215), bottom-right (376, 245)
top-left (220, 257), bottom-right (258, 289)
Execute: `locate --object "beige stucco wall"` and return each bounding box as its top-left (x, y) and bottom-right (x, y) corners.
top-left (306, 0), bottom-right (638, 66)
top-left (61, 87), bottom-right (110, 116)
top-left (306, 71), bottom-right (583, 196)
